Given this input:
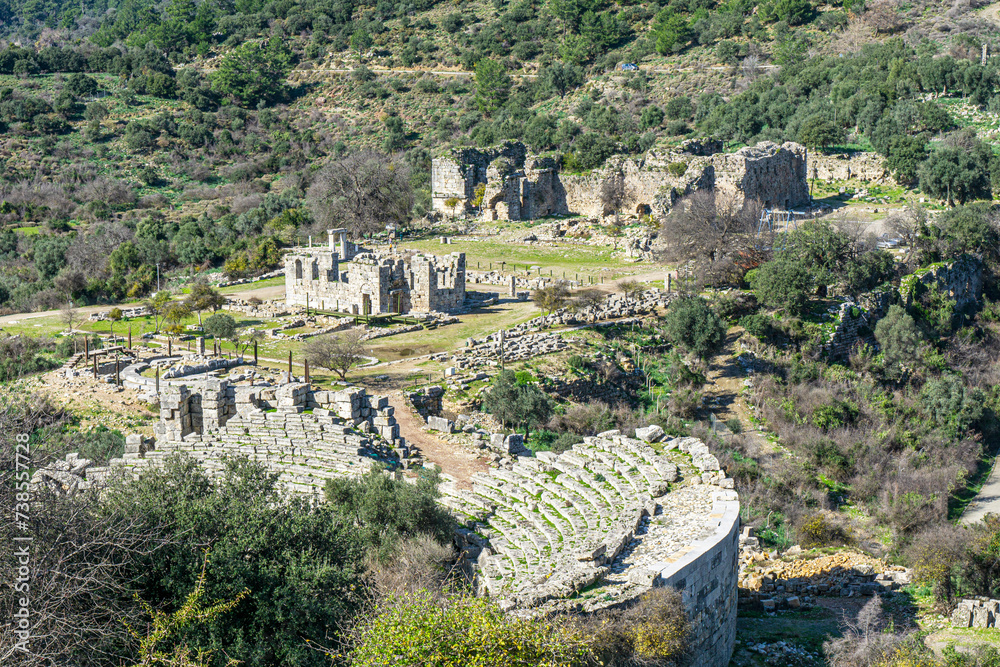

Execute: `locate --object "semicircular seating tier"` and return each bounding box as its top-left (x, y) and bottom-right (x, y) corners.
top-left (438, 431), bottom-right (739, 613)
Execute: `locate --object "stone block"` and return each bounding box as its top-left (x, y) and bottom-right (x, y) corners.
top-left (952, 607), bottom-right (973, 628)
top-left (635, 425), bottom-right (665, 442)
top-left (428, 416), bottom-right (453, 433)
top-left (974, 607), bottom-right (993, 628)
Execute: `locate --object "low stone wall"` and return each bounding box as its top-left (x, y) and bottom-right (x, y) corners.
top-left (953, 598), bottom-right (1000, 628)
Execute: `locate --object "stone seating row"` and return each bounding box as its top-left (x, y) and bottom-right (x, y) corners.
top-left (438, 432), bottom-right (699, 608)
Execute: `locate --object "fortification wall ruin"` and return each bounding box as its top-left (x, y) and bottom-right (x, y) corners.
top-left (431, 140), bottom-right (809, 221)
top-left (809, 151), bottom-right (894, 185)
top-left (441, 428), bottom-right (739, 667)
top-left (825, 255), bottom-right (984, 359)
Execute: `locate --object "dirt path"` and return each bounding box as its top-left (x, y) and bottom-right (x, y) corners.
top-left (0, 283), bottom-right (284, 327)
top-left (387, 391), bottom-right (490, 488)
top-left (960, 457), bottom-right (1000, 524)
top-left (702, 329), bottom-right (748, 424)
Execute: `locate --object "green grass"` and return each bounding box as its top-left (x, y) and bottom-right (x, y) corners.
top-left (217, 276), bottom-right (285, 294)
top-left (399, 236), bottom-right (641, 280)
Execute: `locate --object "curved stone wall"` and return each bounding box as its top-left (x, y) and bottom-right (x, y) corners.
top-left (441, 431), bottom-right (739, 667)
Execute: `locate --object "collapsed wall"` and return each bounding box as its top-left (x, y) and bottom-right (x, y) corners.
top-left (825, 255), bottom-right (984, 359)
top-left (439, 429), bottom-right (739, 667)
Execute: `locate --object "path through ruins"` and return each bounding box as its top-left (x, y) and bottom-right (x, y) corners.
top-left (386, 391), bottom-right (489, 488)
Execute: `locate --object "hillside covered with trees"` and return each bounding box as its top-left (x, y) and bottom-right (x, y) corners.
top-left (0, 0), bottom-right (997, 312)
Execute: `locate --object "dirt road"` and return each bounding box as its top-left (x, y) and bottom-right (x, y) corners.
top-left (0, 283), bottom-right (284, 327)
top-left (387, 392), bottom-right (489, 487)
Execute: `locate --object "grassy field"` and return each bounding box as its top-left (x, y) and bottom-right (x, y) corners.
top-left (400, 236), bottom-right (643, 281)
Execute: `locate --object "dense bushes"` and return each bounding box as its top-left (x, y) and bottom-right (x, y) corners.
top-left (348, 591), bottom-right (592, 666)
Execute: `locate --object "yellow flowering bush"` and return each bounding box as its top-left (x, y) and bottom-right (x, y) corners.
top-left (349, 591), bottom-right (591, 667)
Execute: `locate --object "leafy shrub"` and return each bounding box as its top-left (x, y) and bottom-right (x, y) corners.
top-left (348, 592), bottom-right (591, 666)
top-left (811, 399), bottom-right (859, 431)
top-left (740, 312), bottom-right (776, 341)
top-left (74, 426), bottom-right (125, 465)
top-left (667, 161), bottom-right (688, 177)
top-left (796, 512), bottom-right (850, 547)
top-left (663, 296), bottom-right (726, 361)
top-left (324, 467), bottom-right (454, 556)
top-left (920, 374), bottom-right (984, 436)
top-left (714, 292), bottom-right (757, 323)
top-left (725, 418), bottom-right (743, 434)
top-left (514, 369), bottom-right (537, 385)
top-left (566, 354), bottom-right (588, 370)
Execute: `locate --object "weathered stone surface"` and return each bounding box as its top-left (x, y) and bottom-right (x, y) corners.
top-left (440, 431), bottom-right (740, 667)
top-left (285, 231), bottom-right (466, 315)
top-left (427, 415), bottom-right (454, 433)
top-left (432, 140), bottom-right (808, 221)
top-left (636, 425), bottom-right (665, 442)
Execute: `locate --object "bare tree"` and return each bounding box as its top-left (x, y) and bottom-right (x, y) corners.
top-left (823, 597), bottom-right (911, 667)
top-left (741, 54), bottom-right (761, 81)
top-left (619, 280), bottom-right (644, 303)
top-left (658, 191), bottom-right (766, 285)
top-left (573, 289), bottom-right (606, 311)
top-left (0, 394), bottom-right (166, 666)
top-left (304, 328), bottom-right (367, 380)
top-left (65, 222), bottom-right (134, 278)
top-left (60, 302), bottom-right (77, 332)
top-left (600, 169), bottom-right (630, 223)
top-left (532, 282), bottom-right (570, 314)
top-left (832, 17), bottom-right (877, 55)
top-left (306, 150), bottom-right (415, 238)
top-left (863, 0), bottom-right (905, 35)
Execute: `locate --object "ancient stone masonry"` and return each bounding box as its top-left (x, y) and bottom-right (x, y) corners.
top-left (825, 255), bottom-right (984, 359)
top-left (809, 152), bottom-right (894, 185)
top-left (36, 381), bottom-right (418, 497)
top-left (953, 598), bottom-right (1000, 628)
top-left (404, 385), bottom-right (445, 421)
top-left (431, 140), bottom-right (809, 221)
top-left (440, 429), bottom-right (739, 667)
top-left (901, 254), bottom-right (983, 311)
top-left (431, 141), bottom-right (528, 214)
top-left (284, 229), bottom-right (466, 315)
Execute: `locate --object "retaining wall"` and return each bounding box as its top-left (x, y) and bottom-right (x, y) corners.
top-left (654, 489), bottom-right (740, 667)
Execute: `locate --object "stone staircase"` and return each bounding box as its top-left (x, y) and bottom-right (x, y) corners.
top-left (440, 430), bottom-right (736, 612)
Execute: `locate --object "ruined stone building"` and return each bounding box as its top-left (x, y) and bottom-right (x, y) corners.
top-left (431, 139), bottom-right (809, 221)
top-left (284, 229), bottom-right (466, 315)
